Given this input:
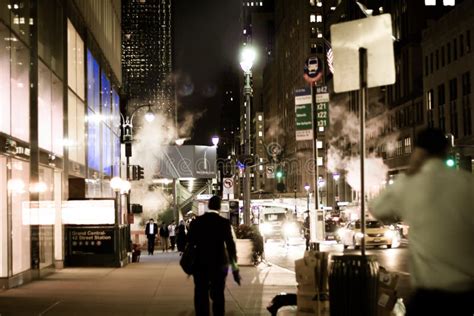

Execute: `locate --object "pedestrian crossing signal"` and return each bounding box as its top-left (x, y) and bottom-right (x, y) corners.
top-left (137, 166), bottom-right (144, 180)
top-left (131, 165), bottom-right (145, 180)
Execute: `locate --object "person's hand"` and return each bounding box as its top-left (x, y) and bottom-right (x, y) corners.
top-left (232, 269), bottom-right (241, 286)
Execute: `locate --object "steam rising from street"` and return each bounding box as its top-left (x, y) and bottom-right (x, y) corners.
top-left (128, 108), bottom-right (203, 221)
top-left (327, 99), bottom-right (397, 196)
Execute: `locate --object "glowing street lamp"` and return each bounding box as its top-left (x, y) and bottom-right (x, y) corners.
top-left (212, 135), bottom-right (220, 146)
top-left (240, 45), bottom-right (257, 225)
top-left (144, 106), bottom-right (155, 123)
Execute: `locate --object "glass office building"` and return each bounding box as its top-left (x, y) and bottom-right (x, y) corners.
top-left (0, 0), bottom-right (122, 288)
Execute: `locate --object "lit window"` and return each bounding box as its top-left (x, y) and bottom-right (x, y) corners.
top-left (258, 131), bottom-right (263, 137)
top-left (310, 14), bottom-right (316, 23)
top-left (243, 29), bottom-right (247, 35)
top-left (258, 115), bottom-right (263, 121)
top-left (317, 1), bottom-right (323, 7)
top-left (317, 15), bottom-right (322, 22)
top-left (317, 32), bottom-right (323, 38)
top-left (260, 2), bottom-right (263, 5)
top-left (331, 6), bottom-right (336, 10)
top-left (310, 0), bottom-right (316, 6)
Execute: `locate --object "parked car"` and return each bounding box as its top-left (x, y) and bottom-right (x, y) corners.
top-left (338, 220), bottom-right (397, 249)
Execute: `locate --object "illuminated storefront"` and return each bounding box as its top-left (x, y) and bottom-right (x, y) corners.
top-left (0, 0), bottom-right (122, 288)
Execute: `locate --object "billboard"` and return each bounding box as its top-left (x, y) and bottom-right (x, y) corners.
top-left (156, 145), bottom-right (217, 179)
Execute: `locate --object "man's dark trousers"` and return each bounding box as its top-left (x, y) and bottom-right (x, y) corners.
top-left (147, 236), bottom-right (155, 255)
top-left (193, 267), bottom-right (228, 316)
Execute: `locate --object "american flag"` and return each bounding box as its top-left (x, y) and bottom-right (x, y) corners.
top-left (326, 41), bottom-right (334, 74)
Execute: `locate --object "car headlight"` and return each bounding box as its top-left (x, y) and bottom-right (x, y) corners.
top-left (384, 230), bottom-right (395, 239)
top-left (260, 223), bottom-right (272, 235)
top-left (355, 232), bottom-right (364, 239)
top-left (283, 223), bottom-right (299, 236)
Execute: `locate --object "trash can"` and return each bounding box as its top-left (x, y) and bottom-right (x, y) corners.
top-left (329, 255), bottom-right (379, 316)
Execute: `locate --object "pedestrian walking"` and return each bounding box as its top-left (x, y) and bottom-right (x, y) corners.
top-left (176, 220), bottom-right (187, 254)
top-left (144, 219), bottom-right (158, 255)
top-left (370, 128), bottom-right (474, 316)
top-left (187, 196), bottom-right (241, 316)
top-left (159, 222), bottom-right (170, 252)
top-left (303, 211), bottom-right (310, 250)
top-left (168, 220), bottom-right (177, 251)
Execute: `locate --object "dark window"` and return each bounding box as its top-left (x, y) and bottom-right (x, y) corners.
top-left (425, 56), bottom-right (428, 76)
top-left (430, 53), bottom-right (433, 73)
top-left (447, 42), bottom-right (452, 63)
top-left (416, 102), bottom-right (424, 125)
top-left (438, 84), bottom-right (446, 132)
top-left (441, 46), bottom-right (445, 67)
top-left (450, 78), bottom-right (458, 100)
top-left (467, 30), bottom-right (471, 53)
top-left (439, 84), bottom-right (446, 105)
top-left (436, 50), bottom-right (439, 70)
top-left (460, 34), bottom-right (464, 57)
top-left (462, 72), bottom-right (471, 96)
top-left (461, 73), bottom-right (471, 135)
top-left (454, 38), bottom-right (458, 60)
top-left (450, 79), bottom-right (458, 136)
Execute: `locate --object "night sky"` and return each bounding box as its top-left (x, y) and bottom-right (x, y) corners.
top-left (174, 0), bottom-right (241, 145)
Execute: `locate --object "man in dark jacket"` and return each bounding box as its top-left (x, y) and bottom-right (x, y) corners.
top-left (144, 219), bottom-right (158, 255)
top-left (187, 196), bottom-right (240, 316)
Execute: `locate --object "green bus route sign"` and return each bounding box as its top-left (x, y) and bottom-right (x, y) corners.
top-left (315, 85), bottom-right (329, 128)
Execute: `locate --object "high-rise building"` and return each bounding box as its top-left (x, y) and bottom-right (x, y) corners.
top-left (262, 0), bottom-right (338, 200)
top-left (422, 0), bottom-right (473, 170)
top-left (122, 0), bottom-right (175, 121)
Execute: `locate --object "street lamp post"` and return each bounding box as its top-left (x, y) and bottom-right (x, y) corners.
top-left (332, 172), bottom-right (340, 207)
top-left (304, 183), bottom-right (310, 212)
top-left (212, 136), bottom-right (219, 195)
top-left (240, 46), bottom-right (256, 225)
top-left (121, 103), bottom-right (155, 181)
top-left (294, 186), bottom-right (297, 216)
top-left (318, 177), bottom-right (325, 209)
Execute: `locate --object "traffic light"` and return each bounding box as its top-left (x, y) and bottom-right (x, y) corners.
top-left (446, 156), bottom-right (456, 168)
top-left (276, 170), bottom-right (283, 179)
top-left (137, 166), bottom-right (144, 180)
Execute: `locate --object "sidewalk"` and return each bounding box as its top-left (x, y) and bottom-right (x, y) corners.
top-left (0, 252), bottom-right (297, 316)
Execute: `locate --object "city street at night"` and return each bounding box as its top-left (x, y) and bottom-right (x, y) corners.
top-left (1, 0), bottom-right (473, 315)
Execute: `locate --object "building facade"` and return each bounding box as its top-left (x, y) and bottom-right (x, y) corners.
top-left (122, 0), bottom-right (175, 121)
top-left (422, 0), bottom-right (473, 170)
top-left (261, 0), bottom-right (338, 203)
top-left (0, 0), bottom-right (121, 288)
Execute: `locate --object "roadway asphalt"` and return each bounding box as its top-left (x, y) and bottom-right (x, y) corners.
top-left (264, 238), bottom-right (412, 300)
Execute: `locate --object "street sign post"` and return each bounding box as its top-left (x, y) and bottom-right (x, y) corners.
top-left (295, 88), bottom-right (314, 141)
top-left (331, 14), bottom-right (395, 256)
top-left (315, 85), bottom-right (330, 128)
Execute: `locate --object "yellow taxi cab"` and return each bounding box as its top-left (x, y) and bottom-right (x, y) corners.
top-left (338, 219), bottom-right (397, 249)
